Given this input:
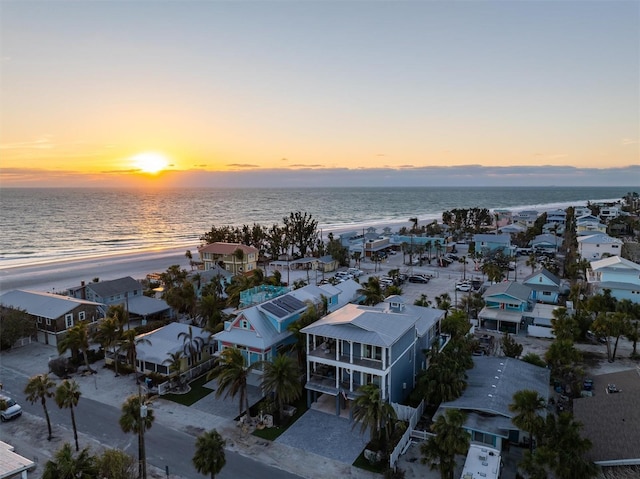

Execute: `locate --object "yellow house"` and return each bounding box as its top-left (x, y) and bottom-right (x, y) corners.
top-left (198, 242), bottom-right (259, 275)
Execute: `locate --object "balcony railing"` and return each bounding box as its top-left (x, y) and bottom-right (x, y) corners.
top-left (308, 347), bottom-right (385, 370)
top-left (306, 373), bottom-right (361, 398)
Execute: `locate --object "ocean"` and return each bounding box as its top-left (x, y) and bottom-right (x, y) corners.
top-left (0, 186), bottom-right (635, 268)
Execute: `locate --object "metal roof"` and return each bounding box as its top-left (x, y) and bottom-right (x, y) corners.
top-left (522, 268), bottom-right (561, 287)
top-left (0, 289), bottom-right (103, 319)
top-left (136, 322), bottom-right (211, 364)
top-left (483, 281), bottom-right (531, 302)
top-left (126, 296), bottom-right (171, 316)
top-left (439, 356), bottom-right (550, 418)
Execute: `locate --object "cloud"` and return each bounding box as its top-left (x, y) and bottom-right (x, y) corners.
top-left (0, 135), bottom-right (54, 150)
top-left (289, 164), bottom-right (324, 168)
top-left (226, 163), bottom-right (260, 168)
top-left (621, 138), bottom-right (637, 145)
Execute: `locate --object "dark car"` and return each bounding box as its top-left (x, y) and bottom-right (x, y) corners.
top-left (408, 275), bottom-right (429, 283)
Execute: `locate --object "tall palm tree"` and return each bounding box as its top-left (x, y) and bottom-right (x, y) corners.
top-left (178, 325), bottom-right (206, 366)
top-left (358, 277), bottom-right (385, 306)
top-left (526, 253), bottom-right (538, 274)
top-left (164, 351), bottom-right (185, 389)
top-left (207, 347), bottom-right (258, 418)
top-left (352, 383), bottom-right (397, 451)
top-left (42, 442), bottom-right (97, 479)
top-left (509, 389), bottom-right (546, 453)
top-left (24, 373), bottom-right (56, 440)
top-left (55, 379), bottom-right (82, 451)
top-left (193, 429), bottom-right (226, 479)
top-left (420, 409), bottom-right (470, 479)
top-left (120, 394), bottom-right (155, 479)
top-left (93, 316), bottom-right (122, 376)
top-left (261, 354), bottom-right (302, 422)
top-left (57, 321), bottom-right (95, 374)
top-left (414, 294), bottom-right (432, 307)
top-left (435, 293), bottom-right (452, 318)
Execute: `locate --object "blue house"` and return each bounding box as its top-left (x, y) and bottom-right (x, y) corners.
top-left (302, 296), bottom-right (444, 416)
top-left (522, 268), bottom-right (565, 304)
top-left (588, 256), bottom-right (640, 304)
top-left (473, 234), bottom-right (512, 256)
top-left (478, 281), bottom-right (532, 333)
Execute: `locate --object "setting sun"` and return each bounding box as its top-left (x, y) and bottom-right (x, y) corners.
top-left (131, 152), bottom-right (169, 174)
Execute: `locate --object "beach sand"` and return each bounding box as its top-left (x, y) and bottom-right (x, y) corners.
top-left (0, 246), bottom-right (195, 293)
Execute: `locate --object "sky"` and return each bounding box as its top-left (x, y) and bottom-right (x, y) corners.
top-left (1, 0), bottom-right (638, 188)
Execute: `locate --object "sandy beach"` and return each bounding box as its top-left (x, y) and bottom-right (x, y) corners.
top-left (0, 246), bottom-right (195, 293)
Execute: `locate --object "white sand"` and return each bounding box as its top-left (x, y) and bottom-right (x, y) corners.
top-left (0, 246), bottom-right (194, 293)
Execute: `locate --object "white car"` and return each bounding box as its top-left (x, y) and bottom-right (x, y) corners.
top-left (335, 272), bottom-right (354, 280)
top-left (0, 395), bottom-right (22, 422)
top-left (347, 268), bottom-right (363, 277)
top-left (456, 282), bottom-right (472, 292)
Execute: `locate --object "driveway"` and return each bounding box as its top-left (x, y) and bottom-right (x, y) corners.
top-left (276, 409), bottom-right (369, 464)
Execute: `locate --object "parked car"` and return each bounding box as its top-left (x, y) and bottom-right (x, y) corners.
top-left (0, 395), bottom-right (22, 422)
top-left (347, 268), bottom-right (363, 277)
top-left (408, 275), bottom-right (429, 284)
top-left (335, 271), bottom-right (354, 280)
top-left (456, 281), bottom-right (472, 292)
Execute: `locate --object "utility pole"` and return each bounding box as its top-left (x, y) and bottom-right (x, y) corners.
top-left (138, 384), bottom-right (148, 479)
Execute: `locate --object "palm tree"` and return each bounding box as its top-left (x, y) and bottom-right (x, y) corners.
top-left (42, 442), bottom-right (97, 479)
top-left (261, 354), bottom-right (302, 422)
top-left (509, 389), bottom-right (546, 453)
top-left (185, 249), bottom-right (194, 270)
top-left (164, 351), bottom-right (185, 389)
top-left (178, 325), bottom-right (206, 366)
top-left (435, 293), bottom-right (452, 318)
top-left (207, 347), bottom-right (258, 418)
top-left (358, 277), bottom-right (385, 306)
top-left (120, 394), bottom-right (155, 479)
top-left (93, 316), bottom-right (121, 376)
top-left (526, 253), bottom-right (538, 274)
top-left (233, 247), bottom-right (245, 275)
top-left (193, 429), bottom-right (226, 479)
top-left (420, 409), bottom-right (470, 479)
top-left (414, 294), bottom-right (432, 307)
top-left (119, 329), bottom-right (151, 384)
top-left (57, 321), bottom-right (95, 373)
top-left (25, 373), bottom-right (56, 441)
top-left (352, 383), bottom-right (397, 451)
top-left (55, 379), bottom-right (82, 451)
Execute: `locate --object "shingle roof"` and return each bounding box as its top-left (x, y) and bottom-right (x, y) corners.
top-left (573, 369), bottom-right (640, 465)
top-left (85, 276), bottom-right (141, 298)
top-left (0, 290), bottom-right (103, 319)
top-left (483, 281), bottom-right (532, 302)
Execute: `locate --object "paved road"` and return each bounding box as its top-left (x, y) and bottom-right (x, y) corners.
top-left (1, 367), bottom-right (302, 479)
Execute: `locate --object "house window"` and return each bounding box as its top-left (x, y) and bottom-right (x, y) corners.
top-left (65, 314), bottom-right (74, 329)
top-left (78, 311), bottom-right (85, 321)
top-left (46, 318), bottom-right (51, 326)
top-left (362, 344), bottom-right (382, 361)
top-left (157, 365), bottom-right (168, 375)
top-left (37, 317), bottom-right (42, 324)
top-left (472, 430), bottom-right (494, 446)
top-left (240, 319), bottom-right (249, 330)
top-left (362, 373), bottom-right (381, 386)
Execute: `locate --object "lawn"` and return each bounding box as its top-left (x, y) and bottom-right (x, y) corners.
top-left (162, 374), bottom-right (215, 406)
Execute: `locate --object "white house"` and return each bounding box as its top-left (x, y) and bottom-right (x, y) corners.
top-left (577, 234), bottom-right (624, 261)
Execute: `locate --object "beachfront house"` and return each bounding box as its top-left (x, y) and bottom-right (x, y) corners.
top-left (478, 282), bottom-right (532, 334)
top-left (301, 296), bottom-right (445, 417)
top-left (521, 268), bottom-right (565, 304)
top-left (587, 256), bottom-right (640, 303)
top-left (436, 356), bottom-right (550, 450)
top-left (198, 242), bottom-right (259, 275)
top-left (71, 276), bottom-right (173, 322)
top-left (0, 290), bottom-right (104, 347)
top-left (577, 234), bottom-right (624, 261)
top-left (513, 210), bottom-right (539, 228)
top-left (134, 322), bottom-right (214, 379)
top-left (576, 215), bottom-right (607, 236)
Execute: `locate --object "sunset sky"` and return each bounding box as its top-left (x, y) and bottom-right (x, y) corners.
top-left (1, 0), bottom-right (638, 187)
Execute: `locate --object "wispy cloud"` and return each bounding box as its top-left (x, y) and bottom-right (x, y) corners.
top-left (621, 138), bottom-right (637, 145)
top-left (0, 135), bottom-right (54, 150)
top-left (226, 163), bottom-right (260, 168)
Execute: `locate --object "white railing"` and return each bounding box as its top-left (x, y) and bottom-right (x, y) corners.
top-left (389, 400), bottom-right (425, 469)
top-left (157, 357), bottom-right (216, 396)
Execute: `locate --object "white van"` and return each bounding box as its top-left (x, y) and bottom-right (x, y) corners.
top-left (0, 395), bottom-right (22, 422)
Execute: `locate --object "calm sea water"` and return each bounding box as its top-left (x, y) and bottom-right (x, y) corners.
top-left (0, 186), bottom-right (634, 267)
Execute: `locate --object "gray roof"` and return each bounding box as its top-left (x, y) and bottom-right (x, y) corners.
top-left (522, 268), bottom-right (561, 287)
top-left (0, 290), bottom-right (103, 319)
top-left (439, 356), bottom-right (550, 418)
top-left (86, 276), bottom-right (141, 297)
top-left (573, 369), bottom-right (640, 465)
top-left (483, 281), bottom-right (532, 302)
top-left (126, 296), bottom-right (171, 316)
top-left (577, 233), bottom-right (622, 245)
top-left (214, 305), bottom-right (291, 350)
top-left (301, 304), bottom-right (416, 347)
top-left (473, 234), bottom-right (511, 244)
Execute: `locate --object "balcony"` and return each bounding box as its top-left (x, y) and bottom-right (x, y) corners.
top-left (306, 373), bottom-right (360, 399)
top-left (308, 346), bottom-right (385, 371)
